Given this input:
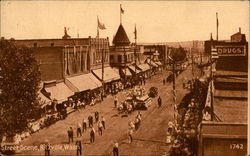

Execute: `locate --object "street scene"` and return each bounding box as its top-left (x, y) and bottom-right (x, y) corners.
top-left (0, 1), bottom-right (249, 156)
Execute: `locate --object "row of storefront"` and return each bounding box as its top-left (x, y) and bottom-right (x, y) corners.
top-left (38, 60), bottom-right (163, 116)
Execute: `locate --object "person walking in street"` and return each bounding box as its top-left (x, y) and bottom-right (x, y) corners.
top-left (163, 79), bottom-right (166, 85)
top-left (77, 122), bottom-right (82, 137)
top-left (82, 117), bottom-right (87, 132)
top-left (158, 96), bottom-right (162, 107)
top-left (88, 115), bottom-right (93, 128)
top-left (44, 139), bottom-right (50, 156)
top-left (114, 96), bottom-right (118, 108)
top-left (98, 121), bottom-right (103, 136)
top-left (67, 127), bottom-right (74, 143)
top-left (101, 116), bottom-right (106, 129)
top-left (95, 111), bottom-right (99, 122)
top-left (128, 129), bottom-right (133, 143)
top-left (75, 139), bottom-right (82, 156)
top-left (113, 142), bottom-right (119, 156)
top-left (90, 127), bottom-right (95, 143)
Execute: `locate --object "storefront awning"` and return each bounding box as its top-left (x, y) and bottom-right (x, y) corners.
top-left (137, 63), bottom-right (150, 72)
top-left (92, 67), bottom-right (120, 83)
top-left (66, 73), bottom-right (102, 93)
top-left (128, 65), bottom-right (141, 74)
top-left (148, 61), bottom-right (158, 67)
top-left (45, 82), bottom-right (74, 103)
top-left (38, 92), bottom-right (51, 108)
top-left (155, 61), bottom-right (162, 66)
top-left (122, 68), bottom-right (132, 76)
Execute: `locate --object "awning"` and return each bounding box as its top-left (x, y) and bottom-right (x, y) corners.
top-left (122, 68), bottom-right (132, 76)
top-left (66, 73), bottom-right (102, 93)
top-left (92, 67), bottom-right (120, 83)
top-left (128, 65), bottom-right (141, 74)
top-left (38, 92), bottom-right (51, 108)
top-left (45, 82), bottom-right (74, 103)
top-left (155, 61), bottom-right (162, 66)
top-left (137, 63), bottom-right (150, 72)
top-left (148, 61), bottom-right (158, 67)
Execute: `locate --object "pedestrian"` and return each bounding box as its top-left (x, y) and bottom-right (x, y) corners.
top-left (90, 127), bottom-right (95, 143)
top-left (75, 139), bottom-right (82, 156)
top-left (77, 122), bottom-right (82, 137)
top-left (88, 115), bottom-right (93, 128)
top-left (67, 127), bottom-right (74, 143)
top-left (134, 118), bottom-right (140, 130)
top-left (98, 121), bottom-right (103, 136)
top-left (114, 96), bottom-right (118, 108)
top-left (163, 79), bottom-right (166, 85)
top-left (136, 111), bottom-right (142, 120)
top-left (82, 117), bottom-right (87, 132)
top-left (95, 111), bottom-right (99, 122)
top-left (128, 129), bottom-right (133, 143)
top-left (44, 139), bottom-right (50, 156)
top-left (113, 142), bottom-right (119, 156)
top-left (90, 116), bottom-right (94, 127)
top-left (101, 116), bottom-right (106, 129)
top-left (158, 96), bottom-right (162, 107)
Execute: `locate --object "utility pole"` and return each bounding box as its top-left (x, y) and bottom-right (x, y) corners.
top-left (169, 56), bottom-right (176, 123)
top-left (210, 33), bottom-right (214, 121)
top-left (191, 47), bottom-right (194, 77)
top-left (172, 59), bottom-right (176, 123)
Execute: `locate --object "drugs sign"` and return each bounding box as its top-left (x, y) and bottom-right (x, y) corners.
top-left (216, 46), bottom-right (246, 56)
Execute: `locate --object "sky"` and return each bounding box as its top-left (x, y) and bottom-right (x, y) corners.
top-left (0, 1), bottom-right (249, 43)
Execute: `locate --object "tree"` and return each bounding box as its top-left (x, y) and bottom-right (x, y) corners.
top-left (0, 38), bottom-right (41, 137)
top-left (171, 46), bottom-right (187, 62)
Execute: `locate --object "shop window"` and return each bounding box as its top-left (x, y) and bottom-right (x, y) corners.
top-left (118, 55), bottom-right (122, 63)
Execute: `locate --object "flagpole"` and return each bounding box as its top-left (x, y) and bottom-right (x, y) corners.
top-left (120, 4), bottom-right (122, 25)
top-left (216, 12), bottom-right (218, 41)
top-left (134, 24), bottom-right (137, 76)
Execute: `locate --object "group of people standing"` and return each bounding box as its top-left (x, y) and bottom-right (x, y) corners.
top-left (128, 111), bottom-right (142, 143)
top-left (64, 111), bottom-right (106, 156)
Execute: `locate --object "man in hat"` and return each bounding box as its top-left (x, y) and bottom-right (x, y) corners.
top-left (67, 127), bottom-right (74, 143)
top-left (75, 139), bottom-right (82, 156)
top-left (98, 121), bottom-right (103, 136)
top-left (128, 129), bottom-right (133, 143)
top-left (77, 122), bottom-right (82, 137)
top-left (44, 139), bottom-right (50, 156)
top-left (158, 96), bottom-right (162, 107)
top-left (88, 115), bottom-right (93, 128)
top-left (101, 116), bottom-right (106, 130)
top-left (82, 117), bottom-right (87, 132)
top-left (113, 142), bottom-right (119, 156)
top-left (114, 96), bottom-right (118, 108)
top-left (95, 111), bottom-right (99, 123)
top-left (90, 127), bottom-right (95, 143)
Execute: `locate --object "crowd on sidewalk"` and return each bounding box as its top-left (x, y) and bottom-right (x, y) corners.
top-left (166, 78), bottom-right (208, 156)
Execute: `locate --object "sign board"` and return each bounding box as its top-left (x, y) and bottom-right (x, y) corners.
top-left (215, 45), bottom-right (246, 56)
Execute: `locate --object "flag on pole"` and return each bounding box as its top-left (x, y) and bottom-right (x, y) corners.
top-left (98, 18), bottom-right (106, 30)
top-left (134, 25), bottom-right (137, 40)
top-left (120, 4), bottom-right (124, 14)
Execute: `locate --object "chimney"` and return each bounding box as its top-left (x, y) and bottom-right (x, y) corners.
top-left (239, 27), bottom-right (241, 33)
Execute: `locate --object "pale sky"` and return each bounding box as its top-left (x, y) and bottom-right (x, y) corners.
top-left (0, 1), bottom-right (249, 43)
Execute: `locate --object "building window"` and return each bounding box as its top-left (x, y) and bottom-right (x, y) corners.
top-left (118, 55), bottom-right (122, 63)
top-left (124, 54), bottom-right (127, 63)
top-left (51, 43), bottom-right (54, 47)
top-left (110, 55), bottom-right (114, 63)
top-left (34, 43), bottom-right (37, 48)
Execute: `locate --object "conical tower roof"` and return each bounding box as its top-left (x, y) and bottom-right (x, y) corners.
top-left (113, 24), bottom-right (130, 46)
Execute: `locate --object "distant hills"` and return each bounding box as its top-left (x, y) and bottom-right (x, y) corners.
top-left (138, 40), bottom-right (205, 52)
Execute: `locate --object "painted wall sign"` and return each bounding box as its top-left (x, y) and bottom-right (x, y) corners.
top-left (215, 45), bottom-right (246, 56)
